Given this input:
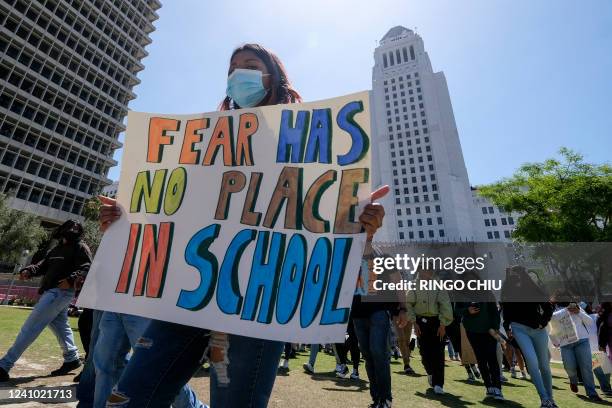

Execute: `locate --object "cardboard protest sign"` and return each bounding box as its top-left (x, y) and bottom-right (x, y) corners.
top-left (549, 309), bottom-right (579, 347)
top-left (78, 92), bottom-right (372, 343)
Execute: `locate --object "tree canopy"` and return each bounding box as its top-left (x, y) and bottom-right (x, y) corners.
top-left (478, 148), bottom-right (612, 242)
top-left (0, 193), bottom-right (47, 264)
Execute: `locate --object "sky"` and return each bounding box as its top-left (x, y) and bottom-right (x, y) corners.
top-left (109, 0), bottom-right (612, 185)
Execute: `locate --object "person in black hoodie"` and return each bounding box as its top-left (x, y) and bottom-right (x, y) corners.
top-left (456, 272), bottom-right (504, 401)
top-left (0, 220), bottom-right (92, 382)
top-left (501, 265), bottom-right (555, 408)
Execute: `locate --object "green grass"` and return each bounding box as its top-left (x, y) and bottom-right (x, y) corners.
top-left (0, 307), bottom-right (84, 370)
top-left (1, 306), bottom-right (609, 407)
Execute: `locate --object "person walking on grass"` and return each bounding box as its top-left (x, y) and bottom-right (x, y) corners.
top-left (550, 301), bottom-right (603, 402)
top-left (0, 220), bottom-right (90, 382)
top-left (502, 265), bottom-right (556, 408)
top-left (406, 268), bottom-right (453, 395)
top-left (457, 273), bottom-right (506, 401)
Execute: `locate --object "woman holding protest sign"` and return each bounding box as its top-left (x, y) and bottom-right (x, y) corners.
top-left (99, 43), bottom-right (388, 408)
top-left (549, 300), bottom-right (602, 401)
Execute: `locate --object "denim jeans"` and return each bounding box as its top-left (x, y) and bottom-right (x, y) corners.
top-left (353, 310), bottom-right (392, 403)
top-left (77, 309), bottom-right (103, 407)
top-left (511, 322), bottom-right (553, 401)
top-left (110, 319), bottom-right (283, 408)
top-left (560, 338), bottom-right (597, 397)
top-left (74, 313), bottom-right (204, 408)
top-left (308, 344), bottom-right (320, 367)
top-left (594, 366), bottom-right (612, 393)
top-left (0, 288), bottom-right (78, 372)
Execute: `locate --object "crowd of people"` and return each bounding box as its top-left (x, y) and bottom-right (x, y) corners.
top-left (0, 43), bottom-right (611, 408)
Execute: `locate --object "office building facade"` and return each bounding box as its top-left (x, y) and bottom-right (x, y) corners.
top-left (0, 0), bottom-right (160, 224)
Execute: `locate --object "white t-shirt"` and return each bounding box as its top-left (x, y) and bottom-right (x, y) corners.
top-left (587, 314), bottom-right (601, 353)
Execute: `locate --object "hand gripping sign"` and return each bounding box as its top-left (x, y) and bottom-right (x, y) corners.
top-left (78, 92), bottom-right (372, 343)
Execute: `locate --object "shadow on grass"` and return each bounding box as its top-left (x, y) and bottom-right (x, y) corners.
top-left (393, 369), bottom-right (426, 377)
top-left (1, 371), bottom-right (80, 386)
top-left (576, 395), bottom-right (612, 406)
top-left (414, 389), bottom-right (476, 407)
top-left (0, 375), bottom-right (39, 386)
top-left (497, 382), bottom-right (528, 388)
top-left (306, 370), bottom-right (369, 392)
top-left (454, 379), bottom-right (484, 386)
top-left (479, 397), bottom-right (525, 407)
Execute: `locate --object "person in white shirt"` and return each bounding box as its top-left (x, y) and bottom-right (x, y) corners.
top-left (550, 303), bottom-right (602, 401)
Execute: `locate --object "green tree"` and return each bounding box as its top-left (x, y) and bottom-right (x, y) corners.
top-left (0, 193), bottom-right (47, 263)
top-left (478, 148), bottom-right (612, 300)
top-left (82, 196), bottom-right (103, 254)
top-left (478, 148), bottom-right (612, 242)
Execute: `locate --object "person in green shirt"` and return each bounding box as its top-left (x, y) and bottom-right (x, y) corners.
top-left (405, 268), bottom-right (452, 395)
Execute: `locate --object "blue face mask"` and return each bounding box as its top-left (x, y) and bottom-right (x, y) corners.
top-left (226, 68), bottom-right (269, 108)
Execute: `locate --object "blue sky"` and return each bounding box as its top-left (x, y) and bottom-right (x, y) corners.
top-left (109, 0), bottom-right (612, 185)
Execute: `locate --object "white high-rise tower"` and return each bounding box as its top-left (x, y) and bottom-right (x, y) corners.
top-left (371, 26), bottom-right (480, 242)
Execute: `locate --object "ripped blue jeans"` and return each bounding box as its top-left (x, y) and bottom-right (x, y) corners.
top-left (82, 313), bottom-right (203, 408)
top-left (108, 320), bottom-right (283, 408)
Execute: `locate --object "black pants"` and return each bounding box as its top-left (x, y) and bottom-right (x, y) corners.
top-left (417, 316), bottom-right (446, 387)
top-left (77, 308), bottom-right (94, 360)
top-left (283, 343), bottom-right (292, 360)
top-left (335, 319), bottom-right (361, 369)
top-left (446, 319), bottom-right (462, 354)
top-left (466, 331), bottom-right (501, 389)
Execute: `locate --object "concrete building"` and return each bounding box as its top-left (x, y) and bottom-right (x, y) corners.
top-left (471, 188), bottom-right (519, 242)
top-left (101, 179), bottom-right (117, 198)
top-left (0, 0), bottom-right (160, 225)
top-left (371, 26), bottom-right (481, 242)
top-left (371, 26), bottom-right (519, 243)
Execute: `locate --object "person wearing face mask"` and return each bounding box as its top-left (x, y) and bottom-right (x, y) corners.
top-left (0, 220), bottom-right (92, 382)
top-left (501, 265), bottom-right (555, 408)
top-left (98, 43), bottom-right (388, 408)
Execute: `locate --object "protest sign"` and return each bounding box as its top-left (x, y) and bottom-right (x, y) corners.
top-left (549, 309), bottom-right (579, 347)
top-left (77, 92), bottom-right (372, 343)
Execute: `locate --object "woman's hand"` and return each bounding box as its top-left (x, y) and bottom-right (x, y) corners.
top-left (99, 195), bottom-right (122, 232)
top-left (437, 324), bottom-right (446, 340)
top-left (394, 310), bottom-right (408, 329)
top-left (359, 186), bottom-right (389, 240)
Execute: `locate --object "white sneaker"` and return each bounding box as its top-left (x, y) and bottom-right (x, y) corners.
top-left (521, 370), bottom-right (528, 379)
top-left (303, 363), bottom-right (314, 374)
top-left (282, 359), bottom-right (289, 369)
top-left (350, 369), bottom-right (360, 380)
top-left (433, 385), bottom-right (444, 395)
top-left (427, 375), bottom-right (433, 386)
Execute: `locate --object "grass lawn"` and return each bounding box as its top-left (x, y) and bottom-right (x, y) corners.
top-left (1, 306), bottom-right (610, 407)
